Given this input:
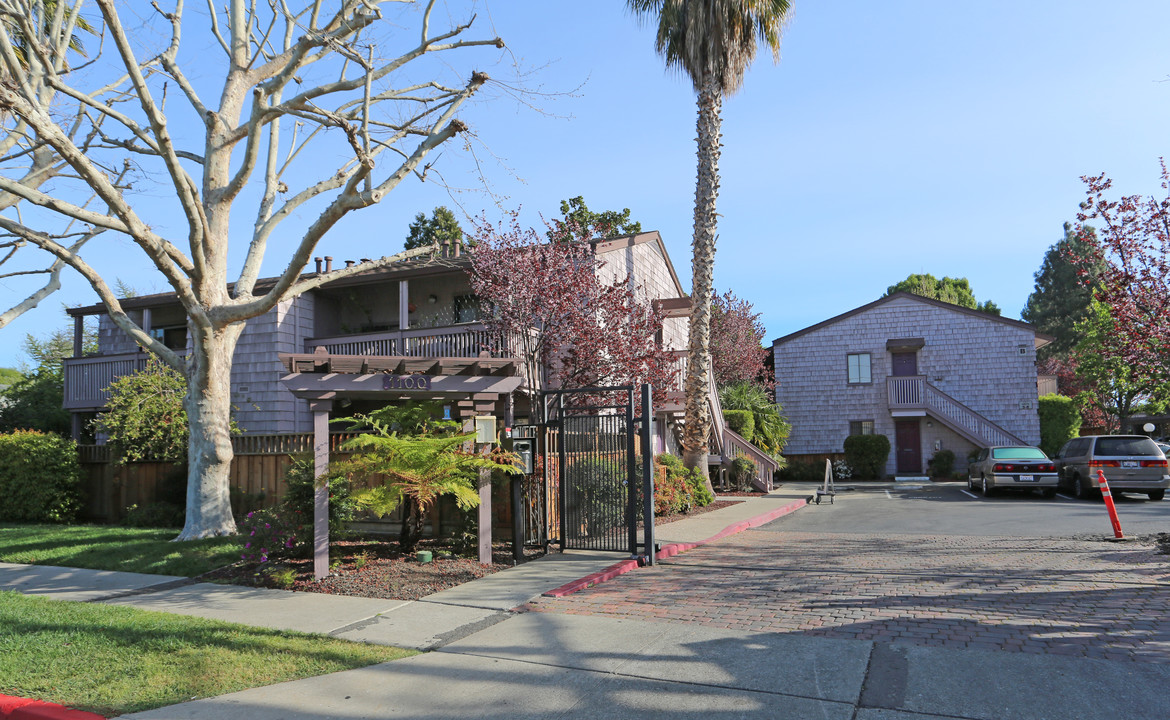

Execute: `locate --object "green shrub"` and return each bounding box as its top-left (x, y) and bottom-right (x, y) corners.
top-left (927, 449), bottom-right (955, 478)
top-left (649, 455), bottom-right (707, 515)
top-left (123, 501), bottom-right (185, 528)
top-left (1038, 394), bottom-right (1081, 457)
top-left (0, 430), bottom-right (82, 522)
top-left (281, 454), bottom-right (358, 540)
top-left (730, 456), bottom-right (757, 491)
top-left (239, 507), bottom-right (304, 564)
top-left (843, 434), bottom-right (891, 479)
top-left (777, 458), bottom-right (824, 483)
top-left (654, 465), bottom-right (690, 515)
top-left (686, 468), bottom-right (715, 506)
top-left (723, 410), bottom-right (755, 442)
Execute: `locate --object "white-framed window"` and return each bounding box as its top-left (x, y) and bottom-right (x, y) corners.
top-left (847, 353), bottom-right (871, 384)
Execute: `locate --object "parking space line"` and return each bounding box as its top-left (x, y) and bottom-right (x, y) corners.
top-left (1056, 493), bottom-right (1076, 500)
top-left (960, 489), bottom-right (980, 499)
top-left (884, 490), bottom-right (892, 499)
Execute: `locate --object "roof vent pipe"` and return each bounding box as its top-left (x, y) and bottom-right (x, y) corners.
top-left (360, 258), bottom-right (371, 264)
top-left (345, 260), bottom-right (354, 268)
top-left (314, 257), bottom-right (322, 274)
top-left (324, 256), bottom-right (333, 272)
top-left (441, 239), bottom-right (450, 257)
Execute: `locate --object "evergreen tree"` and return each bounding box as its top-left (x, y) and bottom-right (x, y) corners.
top-left (884, 274), bottom-right (1001, 315)
top-left (547, 196), bottom-right (642, 241)
top-left (1022, 223), bottom-right (1103, 360)
top-left (404, 206), bottom-right (464, 250)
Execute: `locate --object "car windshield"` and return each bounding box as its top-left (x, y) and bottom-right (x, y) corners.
top-left (991, 447), bottom-right (1047, 460)
top-left (1095, 437), bottom-right (1162, 456)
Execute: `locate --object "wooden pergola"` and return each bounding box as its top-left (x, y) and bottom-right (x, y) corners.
top-left (278, 350), bottom-right (525, 579)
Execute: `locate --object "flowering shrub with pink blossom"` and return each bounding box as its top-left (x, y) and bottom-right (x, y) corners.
top-left (239, 507), bottom-right (304, 564)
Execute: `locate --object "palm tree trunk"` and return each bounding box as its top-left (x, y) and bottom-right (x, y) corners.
top-left (681, 74), bottom-right (722, 497)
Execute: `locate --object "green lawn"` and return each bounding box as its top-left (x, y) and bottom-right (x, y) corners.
top-left (0, 591), bottom-right (412, 716)
top-left (0, 524), bottom-right (243, 576)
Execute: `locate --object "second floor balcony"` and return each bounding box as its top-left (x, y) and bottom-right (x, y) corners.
top-left (62, 324), bottom-right (524, 411)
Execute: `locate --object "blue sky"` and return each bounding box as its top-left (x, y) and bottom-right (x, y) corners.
top-left (2, 1), bottom-right (1169, 367)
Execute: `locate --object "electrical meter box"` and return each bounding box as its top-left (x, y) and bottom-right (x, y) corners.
top-left (512, 438), bottom-right (535, 474)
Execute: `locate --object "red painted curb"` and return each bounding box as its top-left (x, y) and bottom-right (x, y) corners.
top-left (541, 496), bottom-right (809, 598)
top-left (0, 695), bottom-right (104, 720)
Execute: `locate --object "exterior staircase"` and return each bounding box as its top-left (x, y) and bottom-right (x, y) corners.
top-left (661, 352), bottom-right (779, 492)
top-left (887, 376), bottom-right (1027, 447)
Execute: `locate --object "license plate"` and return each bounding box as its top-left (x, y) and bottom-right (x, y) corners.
top-left (1122, 461), bottom-right (1138, 468)
top-left (1019, 475), bottom-right (1035, 482)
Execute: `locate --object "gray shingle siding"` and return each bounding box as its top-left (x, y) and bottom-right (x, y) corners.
top-left (773, 295), bottom-right (1042, 476)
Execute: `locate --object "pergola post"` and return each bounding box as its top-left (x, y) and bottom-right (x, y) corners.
top-left (310, 398), bottom-right (333, 580)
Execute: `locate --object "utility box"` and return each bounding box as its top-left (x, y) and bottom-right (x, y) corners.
top-left (512, 438), bottom-right (535, 474)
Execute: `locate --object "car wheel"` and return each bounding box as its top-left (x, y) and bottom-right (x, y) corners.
top-left (1149, 490), bottom-right (1165, 501)
top-left (982, 475), bottom-right (995, 497)
top-left (1072, 474), bottom-right (1091, 500)
top-left (1041, 488), bottom-right (1057, 499)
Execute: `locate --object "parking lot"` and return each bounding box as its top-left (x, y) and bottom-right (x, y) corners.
top-left (778, 480), bottom-right (1170, 537)
top-left (527, 482), bottom-right (1170, 663)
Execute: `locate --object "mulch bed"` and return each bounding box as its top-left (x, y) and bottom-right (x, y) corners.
top-left (207, 499), bottom-right (746, 600)
top-left (205, 538), bottom-right (545, 601)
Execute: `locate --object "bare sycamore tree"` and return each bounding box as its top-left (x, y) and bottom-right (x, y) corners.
top-left (0, 0), bottom-right (106, 329)
top-left (0, 0), bottom-right (506, 539)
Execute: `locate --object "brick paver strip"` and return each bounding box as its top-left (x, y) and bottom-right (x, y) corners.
top-left (542, 498), bottom-right (808, 597)
top-left (527, 531), bottom-right (1170, 663)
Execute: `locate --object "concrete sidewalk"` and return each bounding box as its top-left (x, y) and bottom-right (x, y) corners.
top-left (119, 609), bottom-right (1170, 720)
top-left (0, 490), bottom-right (811, 652)
top-left (8, 489), bottom-right (1170, 719)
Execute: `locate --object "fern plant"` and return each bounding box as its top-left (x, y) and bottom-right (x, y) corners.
top-left (336, 403), bottom-right (521, 553)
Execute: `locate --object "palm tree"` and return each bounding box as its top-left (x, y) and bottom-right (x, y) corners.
top-left (719, 380), bottom-right (790, 458)
top-left (627, 0), bottom-right (792, 476)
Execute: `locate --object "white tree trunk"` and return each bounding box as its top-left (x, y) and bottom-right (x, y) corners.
top-left (682, 75), bottom-right (722, 498)
top-left (177, 323), bottom-right (244, 540)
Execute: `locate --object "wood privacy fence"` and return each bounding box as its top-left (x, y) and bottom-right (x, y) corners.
top-left (77, 432), bottom-right (364, 523)
top-left (77, 432), bottom-right (518, 536)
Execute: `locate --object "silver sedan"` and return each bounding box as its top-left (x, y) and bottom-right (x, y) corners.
top-left (967, 446), bottom-right (1059, 497)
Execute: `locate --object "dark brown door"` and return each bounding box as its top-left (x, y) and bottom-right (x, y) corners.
top-left (892, 352), bottom-right (918, 377)
top-left (895, 420), bottom-right (922, 474)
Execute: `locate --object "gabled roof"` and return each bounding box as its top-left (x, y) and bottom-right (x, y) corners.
top-left (771, 292), bottom-right (1053, 348)
top-left (593, 231), bottom-right (687, 298)
top-left (67, 230), bottom-right (686, 317)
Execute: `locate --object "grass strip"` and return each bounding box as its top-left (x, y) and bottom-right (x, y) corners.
top-left (0, 524), bottom-right (243, 577)
top-left (0, 591), bottom-right (413, 716)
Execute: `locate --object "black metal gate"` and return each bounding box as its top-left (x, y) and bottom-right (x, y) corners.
top-left (538, 385), bottom-right (655, 559)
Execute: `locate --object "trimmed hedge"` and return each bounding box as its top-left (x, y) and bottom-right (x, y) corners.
top-left (0, 430), bottom-right (82, 522)
top-left (724, 410), bottom-right (754, 442)
top-left (843, 434), bottom-right (891, 479)
top-left (1038, 394), bottom-right (1081, 458)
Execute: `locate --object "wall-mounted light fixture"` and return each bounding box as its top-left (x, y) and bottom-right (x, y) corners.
top-left (427, 294), bottom-right (438, 304)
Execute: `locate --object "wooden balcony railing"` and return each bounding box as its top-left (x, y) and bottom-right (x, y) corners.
top-left (63, 353), bottom-right (148, 410)
top-left (887, 375), bottom-right (1026, 447)
top-left (305, 323), bottom-right (518, 359)
top-left (63, 350), bottom-right (190, 410)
